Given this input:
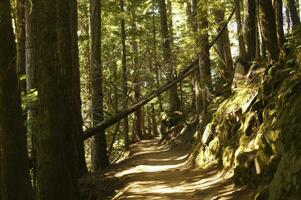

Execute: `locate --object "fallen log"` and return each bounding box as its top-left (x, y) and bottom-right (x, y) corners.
top-left (82, 60), bottom-right (198, 140)
top-left (82, 5), bottom-right (236, 141)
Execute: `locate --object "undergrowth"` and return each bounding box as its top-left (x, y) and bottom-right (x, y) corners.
top-left (196, 27), bottom-right (301, 200)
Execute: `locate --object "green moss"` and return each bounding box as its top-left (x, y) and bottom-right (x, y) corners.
top-left (195, 28), bottom-right (301, 198)
top-left (208, 137), bottom-right (220, 154)
top-left (222, 146), bottom-right (234, 169)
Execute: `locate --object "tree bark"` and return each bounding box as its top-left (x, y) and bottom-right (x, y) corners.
top-left (158, 0), bottom-right (181, 113)
top-left (120, 0), bottom-right (130, 150)
top-left (71, 0), bottom-right (87, 175)
top-left (235, 0), bottom-right (247, 62)
top-left (166, 0), bottom-right (174, 46)
top-left (131, 8), bottom-right (144, 140)
top-left (244, 0), bottom-right (257, 62)
top-left (274, 0), bottom-right (285, 47)
top-left (25, 0), bottom-right (38, 189)
top-left (57, 0), bottom-right (87, 178)
top-left (286, 5), bottom-right (292, 33)
top-left (151, 103), bottom-right (158, 136)
top-left (153, 0), bottom-right (163, 112)
top-left (258, 0), bottom-right (280, 60)
top-left (198, 0), bottom-right (212, 115)
top-left (16, 0), bottom-right (26, 92)
top-left (0, 0), bottom-right (33, 198)
top-left (34, 0), bottom-right (82, 198)
top-left (90, 0), bottom-right (109, 171)
top-left (287, 0), bottom-right (301, 28)
top-left (191, 0), bottom-right (201, 113)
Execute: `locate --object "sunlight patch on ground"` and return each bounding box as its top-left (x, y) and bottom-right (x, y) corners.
top-left (113, 171), bottom-right (242, 200)
top-left (114, 161), bottom-right (186, 177)
top-left (145, 153), bottom-right (189, 162)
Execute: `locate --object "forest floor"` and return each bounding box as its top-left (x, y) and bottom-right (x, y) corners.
top-left (82, 128), bottom-right (255, 200)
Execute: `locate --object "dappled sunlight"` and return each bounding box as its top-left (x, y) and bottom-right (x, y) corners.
top-left (83, 123), bottom-right (254, 200)
top-left (113, 169), bottom-right (244, 200)
top-left (108, 137), bottom-right (249, 199)
top-left (114, 162), bottom-right (187, 177)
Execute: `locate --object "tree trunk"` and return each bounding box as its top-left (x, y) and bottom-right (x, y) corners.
top-left (25, 0), bottom-right (38, 189)
top-left (57, 0), bottom-right (87, 178)
top-left (0, 0), bottom-right (33, 198)
top-left (258, 0), bottom-right (280, 60)
top-left (244, 0), bottom-right (257, 62)
top-left (34, 0), bottom-right (82, 198)
top-left (274, 0), bottom-right (285, 47)
top-left (151, 103), bottom-right (158, 136)
top-left (158, 0), bottom-right (181, 113)
top-left (16, 0), bottom-right (26, 93)
top-left (71, 0), bottom-right (88, 175)
top-left (153, 0), bottom-right (163, 112)
top-left (191, 0), bottom-right (200, 113)
top-left (120, 0), bottom-right (130, 150)
top-left (287, 0), bottom-right (301, 28)
top-left (255, 2), bottom-right (261, 58)
top-left (90, 0), bottom-right (110, 171)
top-left (287, 5), bottom-right (292, 33)
top-left (131, 10), bottom-right (144, 140)
top-left (198, 0), bottom-right (212, 115)
top-left (213, 6), bottom-right (234, 94)
top-left (235, 0), bottom-right (247, 62)
top-left (166, 0), bottom-right (174, 46)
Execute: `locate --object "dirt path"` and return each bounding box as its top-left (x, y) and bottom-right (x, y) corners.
top-left (95, 139), bottom-right (254, 200)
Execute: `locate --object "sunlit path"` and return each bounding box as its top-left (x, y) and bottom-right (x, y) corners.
top-left (92, 137), bottom-right (254, 200)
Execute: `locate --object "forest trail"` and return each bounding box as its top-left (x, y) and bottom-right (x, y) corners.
top-left (94, 127), bottom-right (254, 200)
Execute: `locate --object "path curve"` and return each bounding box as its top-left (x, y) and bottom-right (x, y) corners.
top-left (97, 139), bottom-right (254, 200)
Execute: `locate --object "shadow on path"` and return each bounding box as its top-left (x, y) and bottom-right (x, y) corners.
top-left (81, 125), bottom-right (254, 200)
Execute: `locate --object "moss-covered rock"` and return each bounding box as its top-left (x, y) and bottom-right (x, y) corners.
top-left (195, 28), bottom-right (301, 199)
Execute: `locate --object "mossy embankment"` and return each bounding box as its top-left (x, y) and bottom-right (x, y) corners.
top-left (195, 28), bottom-right (301, 200)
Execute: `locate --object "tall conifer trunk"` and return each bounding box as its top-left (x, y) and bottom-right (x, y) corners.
top-left (258, 0), bottom-right (280, 60)
top-left (25, 0), bottom-right (38, 189)
top-left (244, 0), bottom-right (257, 62)
top-left (131, 6), bottom-right (144, 140)
top-left (287, 0), bottom-right (301, 28)
top-left (0, 0), bottom-right (33, 198)
top-left (120, 0), bottom-right (130, 150)
top-left (235, 0), bottom-right (247, 62)
top-left (35, 0), bottom-right (85, 198)
top-left (274, 0), bottom-right (285, 47)
top-left (90, 0), bottom-right (110, 171)
top-left (158, 0), bottom-right (181, 113)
